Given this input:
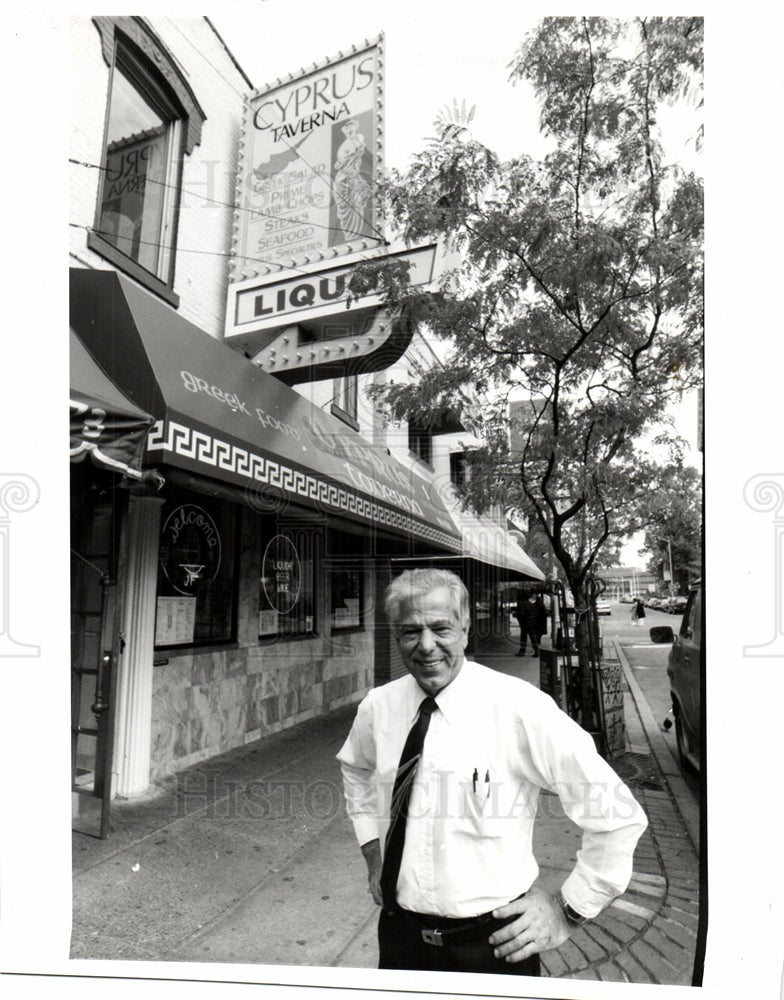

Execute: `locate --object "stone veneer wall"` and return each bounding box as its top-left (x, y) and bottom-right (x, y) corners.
top-left (148, 537), bottom-right (376, 781)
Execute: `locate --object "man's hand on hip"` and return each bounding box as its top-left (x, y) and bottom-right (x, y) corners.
top-left (361, 838), bottom-right (383, 906)
top-left (489, 888), bottom-right (571, 962)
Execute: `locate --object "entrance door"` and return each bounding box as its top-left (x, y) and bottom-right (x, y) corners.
top-left (71, 473), bottom-right (123, 838)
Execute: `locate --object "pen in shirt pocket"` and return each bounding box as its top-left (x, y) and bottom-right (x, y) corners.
top-left (472, 768), bottom-right (491, 797)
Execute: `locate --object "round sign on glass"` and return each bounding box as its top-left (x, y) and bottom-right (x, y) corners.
top-left (261, 535), bottom-right (301, 614)
top-left (160, 504), bottom-right (222, 597)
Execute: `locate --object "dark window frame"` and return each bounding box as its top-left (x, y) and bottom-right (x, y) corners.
top-left (408, 419), bottom-right (433, 467)
top-left (153, 490), bottom-right (240, 651)
top-left (258, 525), bottom-right (322, 642)
top-left (330, 374), bottom-right (360, 430)
top-left (90, 17), bottom-right (206, 305)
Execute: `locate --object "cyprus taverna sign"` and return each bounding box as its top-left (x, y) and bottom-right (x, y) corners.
top-left (230, 37), bottom-right (384, 282)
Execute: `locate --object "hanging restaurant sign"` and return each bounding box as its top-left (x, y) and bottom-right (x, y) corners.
top-left (230, 36), bottom-right (384, 282)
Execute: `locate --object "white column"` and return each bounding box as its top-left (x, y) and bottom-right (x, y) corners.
top-left (113, 493), bottom-right (164, 797)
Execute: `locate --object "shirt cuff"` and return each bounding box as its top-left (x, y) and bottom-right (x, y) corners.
top-left (560, 865), bottom-right (628, 919)
top-left (350, 815), bottom-right (380, 847)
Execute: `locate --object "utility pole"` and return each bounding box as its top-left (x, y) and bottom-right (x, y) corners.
top-left (660, 537), bottom-right (675, 594)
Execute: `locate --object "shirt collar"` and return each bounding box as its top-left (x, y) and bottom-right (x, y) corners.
top-left (426, 657), bottom-right (476, 724)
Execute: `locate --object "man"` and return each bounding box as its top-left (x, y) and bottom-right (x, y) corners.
top-left (337, 569), bottom-right (647, 976)
top-left (515, 591), bottom-right (541, 657)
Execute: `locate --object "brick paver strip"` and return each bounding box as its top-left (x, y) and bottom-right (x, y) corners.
top-left (596, 961), bottom-right (624, 981)
top-left (631, 872), bottom-right (667, 885)
top-left (556, 938), bottom-right (590, 969)
top-left (644, 925), bottom-right (690, 960)
top-left (628, 882), bottom-right (667, 898)
top-left (616, 950), bottom-right (655, 983)
top-left (630, 938), bottom-right (681, 983)
top-left (658, 916), bottom-right (698, 942)
top-left (610, 898), bottom-right (656, 921)
top-left (664, 865), bottom-right (700, 879)
top-left (540, 950), bottom-right (569, 978)
top-left (668, 885), bottom-right (700, 902)
top-left (584, 923), bottom-right (620, 954)
top-left (573, 929), bottom-right (607, 963)
top-left (596, 913), bottom-right (638, 943)
top-left (667, 875), bottom-right (700, 889)
top-left (665, 898), bottom-right (700, 917)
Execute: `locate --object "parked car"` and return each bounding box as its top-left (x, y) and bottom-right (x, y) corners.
top-left (619, 594), bottom-right (634, 603)
top-left (666, 596), bottom-right (689, 615)
top-left (650, 581), bottom-right (702, 770)
top-left (595, 599), bottom-right (611, 615)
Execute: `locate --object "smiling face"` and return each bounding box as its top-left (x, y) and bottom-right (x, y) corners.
top-left (395, 586), bottom-right (469, 696)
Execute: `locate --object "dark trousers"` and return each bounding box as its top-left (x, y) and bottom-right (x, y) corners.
top-left (378, 906), bottom-right (541, 976)
top-left (517, 624), bottom-right (540, 654)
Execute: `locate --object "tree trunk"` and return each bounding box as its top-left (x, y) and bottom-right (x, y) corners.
top-left (569, 579), bottom-right (597, 733)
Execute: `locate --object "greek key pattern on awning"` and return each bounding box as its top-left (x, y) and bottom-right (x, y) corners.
top-left (147, 419), bottom-right (462, 552)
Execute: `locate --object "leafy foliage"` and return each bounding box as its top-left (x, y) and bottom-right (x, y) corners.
top-left (637, 463), bottom-right (702, 590)
top-left (356, 18), bottom-right (703, 676)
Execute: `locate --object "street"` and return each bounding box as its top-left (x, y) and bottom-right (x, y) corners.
top-left (601, 600), bottom-right (701, 799)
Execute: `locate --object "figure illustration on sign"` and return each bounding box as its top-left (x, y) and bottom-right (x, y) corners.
top-left (180, 563), bottom-right (205, 588)
top-left (332, 118), bottom-right (371, 241)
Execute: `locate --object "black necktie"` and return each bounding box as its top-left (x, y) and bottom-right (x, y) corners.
top-left (379, 695), bottom-right (438, 912)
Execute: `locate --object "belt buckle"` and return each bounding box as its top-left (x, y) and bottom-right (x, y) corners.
top-left (421, 928), bottom-right (444, 947)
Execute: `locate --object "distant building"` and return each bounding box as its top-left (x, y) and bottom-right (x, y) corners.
top-left (595, 566), bottom-right (658, 599)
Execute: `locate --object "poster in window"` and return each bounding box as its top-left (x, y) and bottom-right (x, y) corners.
top-left (259, 608), bottom-right (279, 637)
top-left (331, 569), bottom-right (362, 629)
top-left (155, 596), bottom-right (196, 646)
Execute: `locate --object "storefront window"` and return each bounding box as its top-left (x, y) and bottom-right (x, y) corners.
top-left (155, 492), bottom-right (237, 648)
top-left (330, 567), bottom-right (363, 630)
top-left (259, 529), bottom-right (317, 638)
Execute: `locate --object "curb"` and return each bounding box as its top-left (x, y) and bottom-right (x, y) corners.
top-left (614, 638), bottom-right (700, 853)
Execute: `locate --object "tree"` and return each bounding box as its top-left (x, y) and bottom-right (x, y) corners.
top-left (353, 17), bottom-right (703, 728)
top-left (637, 463), bottom-right (702, 593)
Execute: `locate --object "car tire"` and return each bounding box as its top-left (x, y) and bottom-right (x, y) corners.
top-left (674, 707), bottom-right (697, 773)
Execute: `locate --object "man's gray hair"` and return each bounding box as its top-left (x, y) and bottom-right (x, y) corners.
top-left (384, 569), bottom-right (470, 628)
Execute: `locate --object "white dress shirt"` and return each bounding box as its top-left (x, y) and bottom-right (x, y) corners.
top-left (337, 658), bottom-right (648, 919)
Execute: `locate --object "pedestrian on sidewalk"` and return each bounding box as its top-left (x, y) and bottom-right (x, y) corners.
top-left (337, 568), bottom-right (648, 977)
top-left (515, 591), bottom-right (541, 656)
top-left (631, 598), bottom-right (646, 626)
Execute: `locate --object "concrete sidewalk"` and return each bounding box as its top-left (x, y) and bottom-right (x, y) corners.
top-left (71, 645), bottom-right (702, 985)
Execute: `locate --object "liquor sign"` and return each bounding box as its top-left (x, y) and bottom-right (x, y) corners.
top-left (230, 244), bottom-right (438, 335)
top-left (231, 37), bottom-right (384, 282)
top-left (261, 535), bottom-right (302, 614)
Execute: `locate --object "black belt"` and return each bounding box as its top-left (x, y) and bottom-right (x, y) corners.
top-left (395, 895), bottom-right (524, 948)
